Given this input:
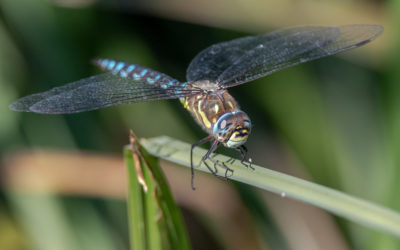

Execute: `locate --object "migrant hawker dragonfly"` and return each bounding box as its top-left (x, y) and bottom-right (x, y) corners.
top-left (9, 24), bottom-right (383, 189)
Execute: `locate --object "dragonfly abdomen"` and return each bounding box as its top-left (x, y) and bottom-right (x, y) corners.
top-left (93, 58), bottom-right (184, 89)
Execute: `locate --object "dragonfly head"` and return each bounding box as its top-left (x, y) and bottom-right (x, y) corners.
top-left (213, 110), bottom-right (251, 148)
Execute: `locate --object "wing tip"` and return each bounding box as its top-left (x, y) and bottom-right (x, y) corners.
top-left (361, 23), bottom-right (383, 37)
top-left (343, 24), bottom-right (384, 38)
top-left (9, 98), bottom-right (65, 114)
top-left (9, 100), bottom-right (30, 113)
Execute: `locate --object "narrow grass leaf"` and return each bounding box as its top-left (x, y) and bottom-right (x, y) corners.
top-left (124, 132), bottom-right (191, 250)
top-left (124, 147), bottom-right (146, 250)
top-left (140, 136), bottom-right (400, 238)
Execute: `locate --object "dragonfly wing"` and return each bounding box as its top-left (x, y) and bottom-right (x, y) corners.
top-left (9, 73), bottom-right (196, 114)
top-left (186, 25), bottom-right (382, 87)
top-left (186, 26), bottom-right (335, 83)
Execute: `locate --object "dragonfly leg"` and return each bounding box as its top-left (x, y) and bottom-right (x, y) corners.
top-left (201, 140), bottom-right (233, 181)
top-left (224, 157), bottom-right (236, 165)
top-left (201, 159), bottom-right (226, 180)
top-left (236, 145), bottom-right (254, 170)
top-left (191, 136), bottom-right (237, 189)
top-left (191, 135), bottom-right (213, 190)
top-left (210, 152), bottom-right (222, 173)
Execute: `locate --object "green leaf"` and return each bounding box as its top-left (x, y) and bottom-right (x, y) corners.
top-left (124, 133), bottom-right (191, 250)
top-left (140, 136), bottom-right (400, 238)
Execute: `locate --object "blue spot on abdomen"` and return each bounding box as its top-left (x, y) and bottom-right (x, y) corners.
top-left (107, 60), bottom-right (116, 70)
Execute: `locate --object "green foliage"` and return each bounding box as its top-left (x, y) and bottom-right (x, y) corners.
top-left (125, 133), bottom-right (191, 250)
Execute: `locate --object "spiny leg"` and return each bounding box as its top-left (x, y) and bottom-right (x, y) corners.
top-left (210, 152), bottom-right (222, 173)
top-left (218, 155), bottom-right (236, 165)
top-left (209, 151), bottom-right (237, 173)
top-left (191, 135), bottom-right (213, 190)
top-left (225, 157), bottom-right (236, 165)
top-left (201, 140), bottom-right (233, 181)
top-left (208, 150), bottom-right (236, 177)
top-left (236, 145), bottom-right (254, 170)
top-left (201, 140), bottom-right (220, 176)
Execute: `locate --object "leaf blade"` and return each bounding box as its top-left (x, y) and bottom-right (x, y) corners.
top-left (140, 136), bottom-right (400, 238)
top-left (124, 133), bottom-right (191, 250)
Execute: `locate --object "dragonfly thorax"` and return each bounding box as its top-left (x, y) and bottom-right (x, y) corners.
top-left (213, 110), bottom-right (251, 148)
top-left (191, 80), bottom-right (220, 92)
top-left (180, 88), bottom-right (251, 147)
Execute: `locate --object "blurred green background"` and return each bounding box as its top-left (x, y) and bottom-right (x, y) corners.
top-left (0, 0), bottom-right (399, 249)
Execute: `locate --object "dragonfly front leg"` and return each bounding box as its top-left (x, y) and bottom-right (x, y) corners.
top-left (201, 140), bottom-right (233, 181)
top-left (236, 145), bottom-right (254, 170)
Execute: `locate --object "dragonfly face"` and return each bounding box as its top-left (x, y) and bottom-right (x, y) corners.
top-left (9, 24), bottom-right (383, 189)
top-left (214, 110), bottom-right (251, 148)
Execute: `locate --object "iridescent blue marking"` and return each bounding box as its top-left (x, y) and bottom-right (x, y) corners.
top-left (140, 69), bottom-right (148, 77)
top-left (161, 84), bottom-right (167, 89)
top-left (101, 59), bottom-right (109, 68)
top-left (146, 73), bottom-right (162, 84)
top-left (126, 65), bottom-right (135, 73)
top-left (120, 71), bottom-right (128, 78)
top-left (174, 89), bottom-right (183, 94)
top-left (107, 60), bottom-right (116, 70)
top-left (133, 73), bottom-right (141, 80)
top-left (146, 77), bottom-right (155, 84)
top-left (168, 80), bottom-right (177, 87)
top-left (114, 62), bottom-right (125, 72)
top-left (181, 82), bottom-right (187, 88)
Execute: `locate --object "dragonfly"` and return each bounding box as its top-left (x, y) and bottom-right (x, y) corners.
top-left (9, 24), bottom-right (383, 189)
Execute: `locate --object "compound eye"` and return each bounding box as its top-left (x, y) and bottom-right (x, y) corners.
top-left (244, 119), bottom-right (251, 128)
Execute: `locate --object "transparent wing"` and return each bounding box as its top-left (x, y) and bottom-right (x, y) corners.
top-left (9, 73), bottom-right (197, 114)
top-left (186, 24), bottom-right (383, 87)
